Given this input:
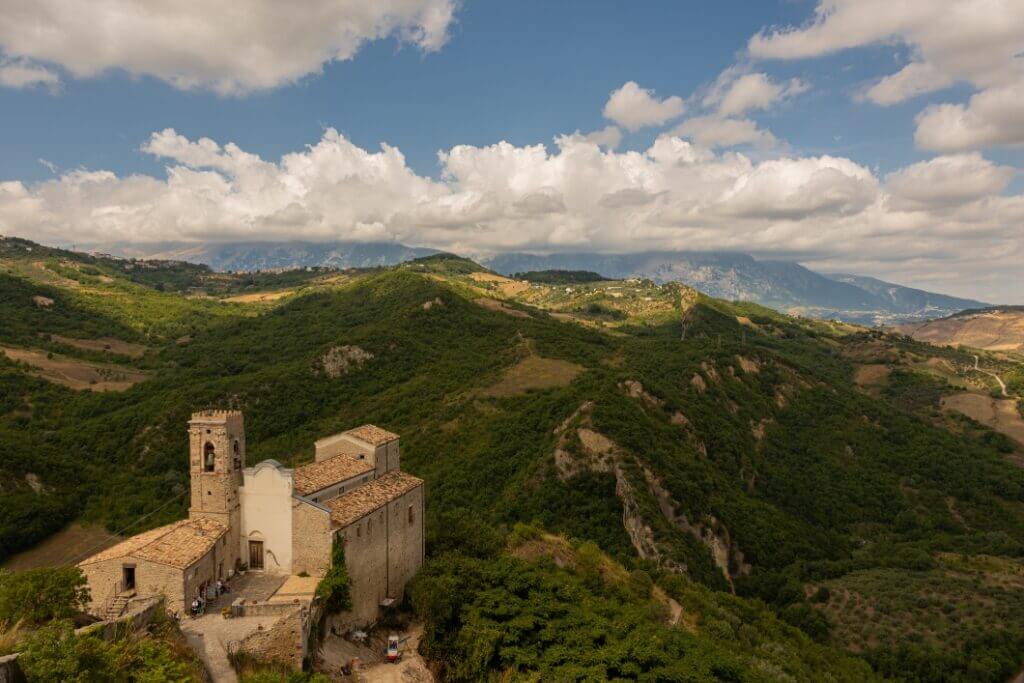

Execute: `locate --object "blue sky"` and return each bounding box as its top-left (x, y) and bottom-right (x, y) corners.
top-left (0, 0), bottom-right (1022, 301)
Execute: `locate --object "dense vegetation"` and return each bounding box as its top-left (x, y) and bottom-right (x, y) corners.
top-left (3, 238), bottom-right (1024, 680)
top-left (513, 269), bottom-right (610, 284)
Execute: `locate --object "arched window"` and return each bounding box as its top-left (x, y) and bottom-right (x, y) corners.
top-left (204, 442), bottom-right (215, 472)
top-left (232, 440), bottom-right (241, 470)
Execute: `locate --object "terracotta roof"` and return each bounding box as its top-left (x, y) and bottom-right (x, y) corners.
top-left (326, 471), bottom-right (423, 527)
top-left (79, 517), bottom-right (227, 570)
top-left (293, 454), bottom-right (374, 496)
top-left (344, 424), bottom-right (399, 446)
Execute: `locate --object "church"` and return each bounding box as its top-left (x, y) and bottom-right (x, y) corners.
top-left (79, 410), bottom-right (424, 625)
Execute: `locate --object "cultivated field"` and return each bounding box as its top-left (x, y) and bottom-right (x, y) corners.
top-left (0, 345), bottom-right (148, 391)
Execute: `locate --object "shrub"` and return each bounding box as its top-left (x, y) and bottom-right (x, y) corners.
top-left (315, 541), bottom-right (351, 614)
top-left (0, 567), bottom-right (89, 626)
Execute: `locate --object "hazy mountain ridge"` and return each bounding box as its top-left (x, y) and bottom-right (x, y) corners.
top-left (100, 240), bottom-right (437, 271)
top-left (95, 241), bottom-right (988, 324)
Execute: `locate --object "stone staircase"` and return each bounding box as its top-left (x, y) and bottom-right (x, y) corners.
top-left (104, 590), bottom-right (135, 620)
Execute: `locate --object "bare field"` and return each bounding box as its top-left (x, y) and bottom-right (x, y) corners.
top-left (2, 522), bottom-right (121, 571)
top-left (854, 364), bottom-right (890, 387)
top-left (1, 345), bottom-right (148, 391)
top-left (222, 289), bottom-right (296, 304)
top-left (941, 392), bottom-right (1024, 446)
top-left (50, 334), bottom-right (148, 358)
top-left (474, 297), bottom-right (531, 318)
top-left (480, 356), bottom-right (583, 397)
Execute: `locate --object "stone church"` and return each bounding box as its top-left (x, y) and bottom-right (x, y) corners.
top-left (79, 410), bottom-right (424, 624)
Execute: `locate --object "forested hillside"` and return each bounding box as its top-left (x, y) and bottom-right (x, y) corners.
top-left (3, 239), bottom-right (1024, 680)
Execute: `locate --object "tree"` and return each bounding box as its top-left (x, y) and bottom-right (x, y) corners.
top-left (0, 567), bottom-right (90, 626)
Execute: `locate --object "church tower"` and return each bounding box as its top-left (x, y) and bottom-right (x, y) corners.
top-left (188, 410), bottom-right (245, 570)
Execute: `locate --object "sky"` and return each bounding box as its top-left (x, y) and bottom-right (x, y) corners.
top-left (0, 0), bottom-right (1022, 302)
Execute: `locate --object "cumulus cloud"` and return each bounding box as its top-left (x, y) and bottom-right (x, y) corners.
top-left (603, 81), bottom-right (685, 131)
top-left (671, 116), bottom-right (776, 149)
top-left (1, 128), bottom-right (1022, 300)
top-left (0, 0), bottom-right (457, 94)
top-left (580, 126), bottom-right (623, 150)
top-left (885, 153), bottom-right (1015, 209)
top-left (861, 61), bottom-right (953, 105)
top-left (0, 58), bottom-right (59, 90)
top-left (748, 0), bottom-right (1024, 150)
top-left (703, 70), bottom-right (809, 116)
top-left (914, 84), bottom-right (1024, 151)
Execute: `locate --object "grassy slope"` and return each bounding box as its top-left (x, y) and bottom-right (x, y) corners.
top-left (3, 243), bottom-right (1024, 678)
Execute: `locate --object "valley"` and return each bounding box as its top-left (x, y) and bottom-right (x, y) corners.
top-left (2, 237), bottom-right (1024, 680)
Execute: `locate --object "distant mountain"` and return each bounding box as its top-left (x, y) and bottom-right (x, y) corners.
top-left (824, 273), bottom-right (987, 320)
top-left (102, 240), bottom-right (437, 272)
top-left (98, 241), bottom-right (988, 325)
top-left (485, 251), bottom-right (988, 325)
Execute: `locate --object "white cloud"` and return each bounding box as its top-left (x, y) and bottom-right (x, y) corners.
top-left (580, 126), bottom-right (623, 150)
top-left (0, 0), bottom-right (457, 94)
top-left (914, 83), bottom-right (1024, 151)
top-left (1, 128), bottom-right (1022, 301)
top-left (672, 116), bottom-right (776, 149)
top-left (748, 0), bottom-right (1024, 150)
top-left (0, 58), bottom-right (59, 90)
top-left (603, 81), bottom-right (685, 131)
top-left (861, 61), bottom-right (953, 105)
top-left (885, 153), bottom-right (1014, 208)
top-left (704, 70), bottom-right (809, 116)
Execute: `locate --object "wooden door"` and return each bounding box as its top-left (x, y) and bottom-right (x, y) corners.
top-left (248, 540), bottom-right (264, 570)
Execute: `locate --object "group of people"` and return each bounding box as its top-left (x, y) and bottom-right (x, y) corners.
top-left (189, 579), bottom-right (229, 617)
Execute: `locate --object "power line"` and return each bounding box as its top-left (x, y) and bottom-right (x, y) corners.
top-left (65, 490), bottom-right (187, 566)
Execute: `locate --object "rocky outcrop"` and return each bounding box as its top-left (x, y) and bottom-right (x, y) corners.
top-left (314, 345), bottom-right (373, 378)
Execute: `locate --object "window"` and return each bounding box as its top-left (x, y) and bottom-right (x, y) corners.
top-left (203, 442), bottom-right (215, 472)
top-left (408, 505), bottom-right (415, 525)
top-left (233, 440), bottom-right (241, 470)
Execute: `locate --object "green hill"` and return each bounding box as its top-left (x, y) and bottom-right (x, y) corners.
top-left (2, 238), bottom-right (1024, 680)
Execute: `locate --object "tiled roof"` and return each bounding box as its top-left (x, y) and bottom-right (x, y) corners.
top-left (326, 471), bottom-right (423, 527)
top-left (293, 454), bottom-right (374, 496)
top-left (344, 424), bottom-right (399, 446)
top-left (79, 517), bottom-right (227, 570)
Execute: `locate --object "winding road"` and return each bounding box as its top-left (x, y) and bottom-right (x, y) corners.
top-left (972, 355), bottom-right (1008, 397)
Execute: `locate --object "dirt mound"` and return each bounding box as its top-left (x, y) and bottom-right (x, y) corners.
top-left (1, 345), bottom-right (148, 391)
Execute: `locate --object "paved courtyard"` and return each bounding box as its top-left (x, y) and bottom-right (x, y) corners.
top-left (179, 572), bottom-right (291, 683)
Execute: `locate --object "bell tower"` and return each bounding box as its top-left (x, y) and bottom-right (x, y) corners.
top-left (188, 410), bottom-right (245, 569)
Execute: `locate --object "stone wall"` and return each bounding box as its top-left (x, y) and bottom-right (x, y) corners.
top-left (385, 484), bottom-right (424, 599)
top-left (291, 500), bottom-right (332, 577)
top-left (182, 541), bottom-right (227, 614)
top-left (80, 556), bottom-right (185, 617)
top-left (339, 510), bottom-right (389, 625)
top-left (338, 482), bottom-right (424, 626)
top-left (0, 654), bottom-right (25, 683)
top-left (237, 608), bottom-right (307, 670)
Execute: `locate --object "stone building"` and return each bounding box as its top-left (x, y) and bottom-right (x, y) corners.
top-left (79, 411), bottom-right (424, 625)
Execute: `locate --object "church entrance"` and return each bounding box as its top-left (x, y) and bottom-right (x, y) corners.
top-left (248, 540), bottom-right (264, 570)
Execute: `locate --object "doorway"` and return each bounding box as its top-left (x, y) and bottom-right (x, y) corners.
top-left (122, 566), bottom-right (135, 591)
top-left (248, 540), bottom-right (264, 570)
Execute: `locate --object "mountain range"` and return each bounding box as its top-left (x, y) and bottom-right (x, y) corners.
top-left (98, 241), bottom-right (987, 325)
